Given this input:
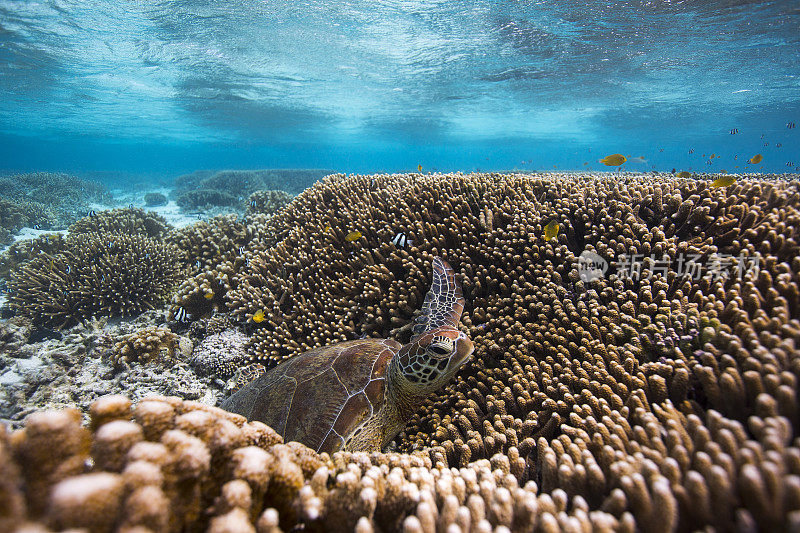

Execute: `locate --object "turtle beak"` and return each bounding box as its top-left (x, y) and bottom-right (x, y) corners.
top-left (452, 332), bottom-right (474, 368)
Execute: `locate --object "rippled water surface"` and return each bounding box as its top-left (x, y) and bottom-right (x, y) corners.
top-left (1, 0), bottom-right (798, 174)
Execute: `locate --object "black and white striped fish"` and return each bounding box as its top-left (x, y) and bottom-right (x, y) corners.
top-left (174, 307), bottom-right (190, 323)
top-left (238, 246), bottom-right (245, 255)
top-left (391, 232), bottom-right (411, 248)
top-left (88, 210), bottom-right (98, 218)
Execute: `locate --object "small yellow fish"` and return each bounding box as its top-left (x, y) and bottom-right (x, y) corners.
top-left (583, 161), bottom-right (588, 165)
top-left (599, 154), bottom-right (626, 166)
top-left (252, 309), bottom-right (265, 323)
top-left (544, 221), bottom-right (560, 241)
top-left (711, 175), bottom-right (736, 188)
top-left (204, 291), bottom-right (214, 300)
top-left (710, 154), bottom-right (716, 159)
top-left (749, 154), bottom-right (763, 164)
top-left (417, 164), bottom-right (422, 172)
top-left (323, 223), bottom-right (331, 233)
top-left (676, 171), bottom-right (692, 178)
top-left (345, 230), bottom-right (362, 242)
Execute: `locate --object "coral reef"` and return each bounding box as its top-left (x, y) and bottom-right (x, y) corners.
top-left (108, 325), bottom-right (192, 366)
top-left (0, 396), bottom-right (629, 532)
top-left (2, 172), bottom-right (800, 530)
top-left (0, 233), bottom-right (67, 281)
top-left (69, 207), bottom-right (171, 239)
top-left (166, 214), bottom-right (248, 274)
top-left (190, 328), bottom-right (250, 379)
top-left (0, 172), bottom-right (111, 237)
top-left (0, 313), bottom-right (225, 428)
top-left (0, 199), bottom-right (57, 245)
top-left (144, 192), bottom-right (168, 207)
top-left (245, 190), bottom-right (295, 217)
top-left (166, 171), bottom-right (800, 529)
top-left (6, 232), bottom-right (184, 328)
top-left (177, 189), bottom-right (240, 211)
top-left (173, 169), bottom-right (332, 201)
top-left (0, 317), bottom-right (33, 353)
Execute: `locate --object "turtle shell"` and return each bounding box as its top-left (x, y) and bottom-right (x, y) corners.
top-left (220, 338), bottom-right (400, 453)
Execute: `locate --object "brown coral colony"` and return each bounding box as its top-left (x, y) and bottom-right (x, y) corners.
top-left (1, 171), bottom-right (800, 531)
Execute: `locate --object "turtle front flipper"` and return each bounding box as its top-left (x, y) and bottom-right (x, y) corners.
top-left (412, 257), bottom-right (465, 338)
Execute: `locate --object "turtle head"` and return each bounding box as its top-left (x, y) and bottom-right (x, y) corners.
top-left (392, 257), bottom-right (473, 394)
top-left (395, 326), bottom-right (473, 391)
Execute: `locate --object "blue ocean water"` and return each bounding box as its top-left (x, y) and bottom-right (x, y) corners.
top-left (0, 0), bottom-right (798, 180)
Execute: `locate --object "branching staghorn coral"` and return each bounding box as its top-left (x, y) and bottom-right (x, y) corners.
top-left (166, 214), bottom-right (248, 275)
top-left (0, 198), bottom-right (57, 244)
top-left (170, 171), bottom-right (799, 529)
top-left (6, 232), bottom-right (184, 328)
top-left (0, 232), bottom-right (66, 280)
top-left (69, 207), bottom-right (171, 238)
top-left (245, 190), bottom-right (295, 217)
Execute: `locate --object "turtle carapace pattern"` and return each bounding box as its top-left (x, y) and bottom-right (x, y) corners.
top-left (220, 256), bottom-right (474, 453)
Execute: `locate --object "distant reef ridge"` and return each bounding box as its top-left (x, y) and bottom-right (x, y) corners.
top-left (172, 168), bottom-right (333, 212)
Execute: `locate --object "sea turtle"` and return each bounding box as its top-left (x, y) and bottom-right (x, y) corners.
top-left (220, 257), bottom-right (474, 453)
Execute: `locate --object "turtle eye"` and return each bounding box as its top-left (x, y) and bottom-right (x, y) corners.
top-left (427, 343), bottom-right (451, 357)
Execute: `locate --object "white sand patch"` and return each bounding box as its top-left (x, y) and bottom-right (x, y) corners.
top-left (149, 200), bottom-right (206, 229)
top-left (107, 188), bottom-right (208, 229)
top-left (13, 227), bottom-right (68, 243)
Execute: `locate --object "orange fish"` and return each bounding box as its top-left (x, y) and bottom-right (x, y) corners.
top-left (345, 230), bottom-right (362, 242)
top-left (711, 175), bottom-right (736, 188)
top-left (599, 154), bottom-right (626, 166)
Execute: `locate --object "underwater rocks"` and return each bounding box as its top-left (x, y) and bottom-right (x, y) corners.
top-left (0, 313), bottom-right (223, 429)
